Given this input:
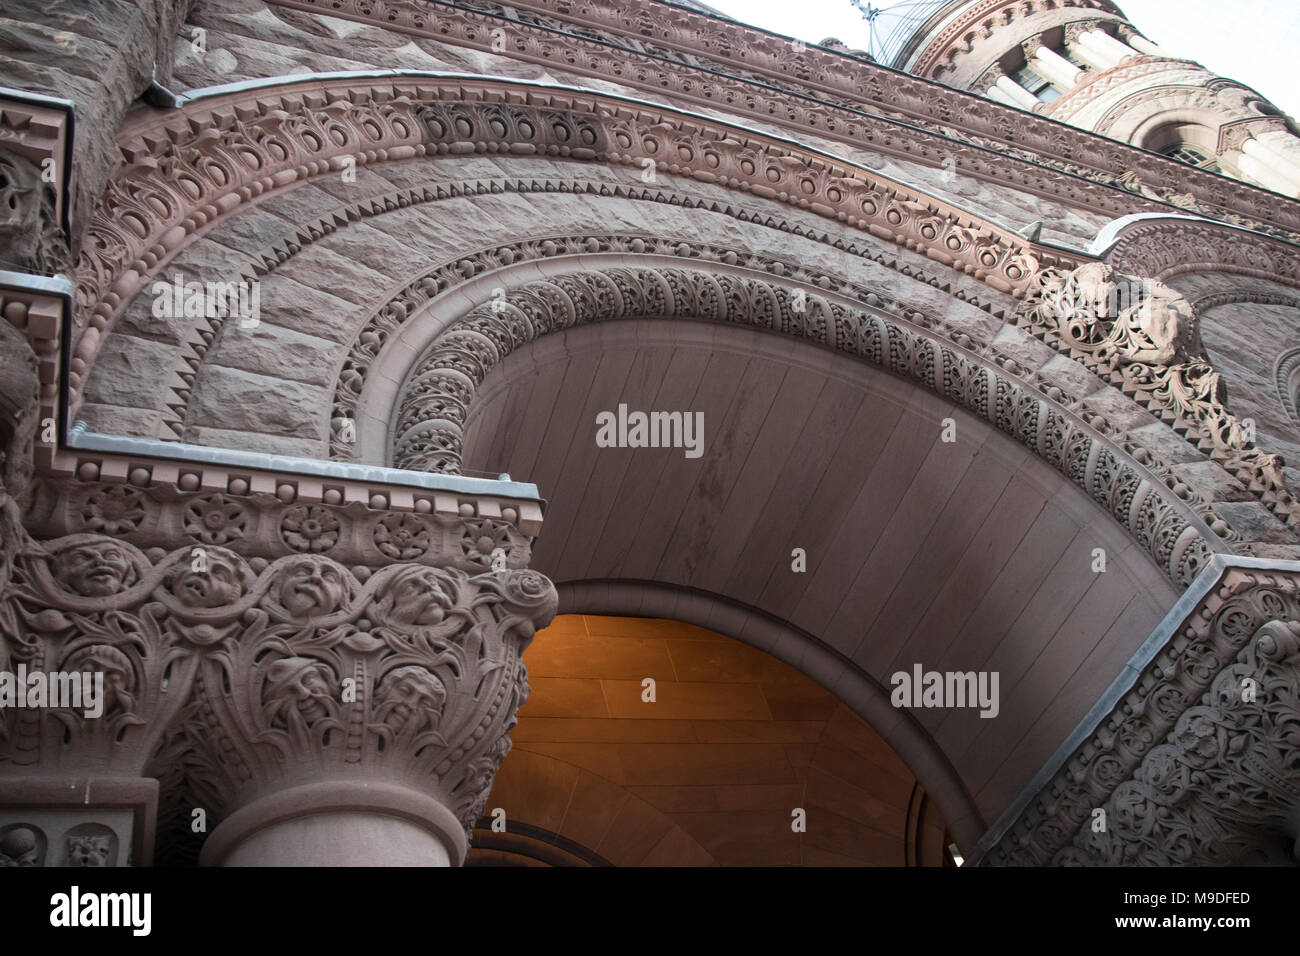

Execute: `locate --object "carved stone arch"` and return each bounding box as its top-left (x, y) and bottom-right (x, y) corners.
top-left (1099, 215), bottom-right (1300, 290)
top-left (1094, 84), bottom-right (1231, 143)
top-left (388, 260), bottom-right (1220, 587)
top-left (344, 237), bottom-right (1004, 465)
top-left (1278, 349), bottom-right (1300, 428)
top-left (70, 69), bottom-right (1065, 413)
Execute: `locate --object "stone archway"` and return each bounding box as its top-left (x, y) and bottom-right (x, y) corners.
top-left (552, 585), bottom-right (981, 852)
top-left (388, 261), bottom-right (1217, 587)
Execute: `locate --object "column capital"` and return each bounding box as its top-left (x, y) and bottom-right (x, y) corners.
top-left (1, 518), bottom-right (557, 863)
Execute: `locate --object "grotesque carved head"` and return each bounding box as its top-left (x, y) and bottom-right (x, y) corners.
top-left (169, 548), bottom-right (247, 609)
top-left (1120, 279), bottom-right (1199, 366)
top-left (63, 645), bottom-right (136, 716)
top-left (65, 834), bottom-right (113, 867)
top-left (373, 566), bottom-right (457, 628)
top-left (52, 541), bottom-right (135, 597)
top-left (263, 656), bottom-right (336, 730)
top-left (277, 558), bottom-right (347, 618)
top-left (375, 665), bottom-right (447, 736)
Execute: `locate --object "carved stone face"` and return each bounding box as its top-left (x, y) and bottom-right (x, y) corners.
top-left (277, 559), bottom-right (347, 618)
top-left (64, 645), bottom-right (135, 714)
top-left (379, 567), bottom-right (454, 627)
top-left (377, 666), bottom-right (446, 735)
top-left (52, 542), bottom-right (133, 597)
top-left (171, 551), bottom-right (244, 608)
top-left (1126, 284), bottom-right (1196, 361)
top-left (66, 835), bottom-right (112, 867)
top-left (265, 657), bottom-right (334, 727)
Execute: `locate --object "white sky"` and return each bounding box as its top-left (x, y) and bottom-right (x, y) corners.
top-left (702, 0), bottom-right (1300, 121)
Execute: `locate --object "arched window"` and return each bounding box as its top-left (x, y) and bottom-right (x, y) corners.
top-left (1145, 122), bottom-right (1220, 170)
top-left (1158, 141), bottom-right (1219, 170)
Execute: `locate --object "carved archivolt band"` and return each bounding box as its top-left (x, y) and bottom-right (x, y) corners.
top-left (1105, 219), bottom-right (1300, 291)
top-left (316, 228), bottom-right (999, 462)
top-left (391, 262), bottom-right (1216, 587)
top-left (73, 73), bottom-right (1056, 406)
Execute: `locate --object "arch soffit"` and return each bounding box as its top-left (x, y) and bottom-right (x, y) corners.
top-left (72, 69), bottom-right (1074, 405)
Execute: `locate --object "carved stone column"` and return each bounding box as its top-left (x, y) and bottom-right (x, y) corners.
top-left (1, 531), bottom-right (556, 867)
top-left (2, 247), bottom-right (554, 867)
top-left (183, 555), bottom-right (557, 866)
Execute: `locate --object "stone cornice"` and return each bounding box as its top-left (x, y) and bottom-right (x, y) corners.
top-left (0, 271), bottom-right (547, 550)
top-left (261, 0), bottom-right (1300, 242)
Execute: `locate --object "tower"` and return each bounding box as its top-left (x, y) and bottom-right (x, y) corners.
top-left (880, 0), bottom-right (1300, 195)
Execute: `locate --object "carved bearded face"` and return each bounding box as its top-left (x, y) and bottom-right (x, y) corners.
top-left (53, 542), bottom-right (134, 597)
top-left (265, 657), bottom-right (334, 727)
top-left (380, 567), bottom-right (455, 627)
top-left (277, 559), bottom-right (346, 618)
top-left (377, 666), bottom-right (446, 735)
top-left (171, 551), bottom-right (245, 609)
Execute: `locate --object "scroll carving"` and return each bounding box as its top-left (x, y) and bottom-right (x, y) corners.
top-left (1018, 264), bottom-right (1298, 528)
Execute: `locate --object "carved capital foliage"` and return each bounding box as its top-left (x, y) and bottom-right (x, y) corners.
top-left (1217, 117), bottom-right (1289, 156)
top-left (983, 567), bottom-right (1300, 865)
top-left (0, 518), bottom-right (557, 856)
top-left (1055, 618), bottom-right (1300, 865)
top-left (1017, 263), bottom-right (1299, 529)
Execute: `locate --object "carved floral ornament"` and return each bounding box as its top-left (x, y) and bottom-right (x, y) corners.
top-left (27, 476), bottom-right (536, 574)
top-left (389, 261), bottom-right (1217, 586)
top-left (984, 566), bottom-right (1300, 866)
top-left (0, 522), bottom-right (558, 842)
top-left (1016, 264), bottom-right (1299, 528)
top-left (74, 72), bottom-right (1074, 404)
